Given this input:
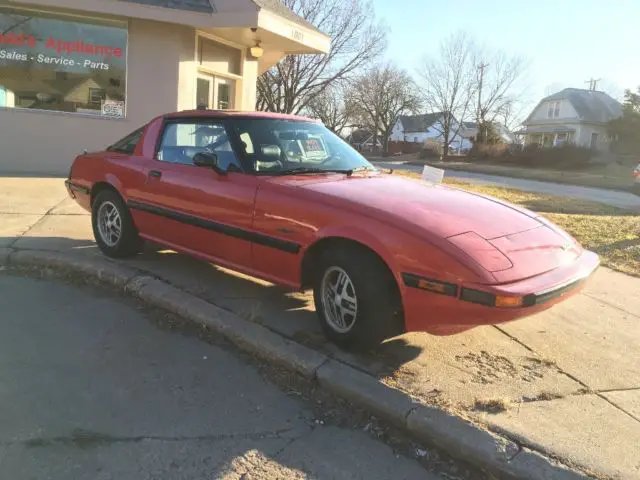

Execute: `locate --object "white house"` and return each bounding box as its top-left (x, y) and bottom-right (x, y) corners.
top-left (390, 112), bottom-right (472, 152)
top-left (517, 88), bottom-right (622, 151)
top-left (460, 121), bottom-right (517, 145)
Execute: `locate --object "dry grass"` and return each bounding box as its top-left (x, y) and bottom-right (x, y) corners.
top-left (393, 170), bottom-right (640, 277)
top-left (473, 397), bottom-right (513, 414)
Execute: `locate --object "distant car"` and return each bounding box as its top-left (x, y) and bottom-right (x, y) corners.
top-left (633, 163), bottom-right (640, 193)
top-left (65, 110), bottom-right (600, 350)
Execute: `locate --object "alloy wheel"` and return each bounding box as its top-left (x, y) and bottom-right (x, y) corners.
top-left (320, 266), bottom-right (358, 333)
top-left (97, 201), bottom-right (122, 247)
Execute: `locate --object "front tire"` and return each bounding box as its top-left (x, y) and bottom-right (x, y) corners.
top-left (91, 190), bottom-right (142, 258)
top-left (313, 246), bottom-right (402, 351)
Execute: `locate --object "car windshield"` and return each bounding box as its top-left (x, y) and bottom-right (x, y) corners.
top-left (228, 118), bottom-right (377, 174)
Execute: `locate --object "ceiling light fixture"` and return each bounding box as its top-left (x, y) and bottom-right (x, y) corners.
top-left (250, 42), bottom-right (264, 58)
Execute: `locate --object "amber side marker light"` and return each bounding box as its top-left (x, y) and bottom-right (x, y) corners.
top-left (495, 295), bottom-right (524, 308)
top-left (418, 279), bottom-right (447, 293)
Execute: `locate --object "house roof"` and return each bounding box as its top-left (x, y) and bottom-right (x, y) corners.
top-left (399, 113), bottom-right (443, 133)
top-left (524, 88), bottom-right (623, 124)
top-left (348, 129), bottom-right (373, 144)
top-left (121, 0), bottom-right (320, 32)
top-left (462, 121), bottom-right (477, 129)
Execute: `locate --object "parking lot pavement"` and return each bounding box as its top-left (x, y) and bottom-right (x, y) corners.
top-left (2, 176), bottom-right (640, 478)
top-left (0, 273), bottom-right (437, 480)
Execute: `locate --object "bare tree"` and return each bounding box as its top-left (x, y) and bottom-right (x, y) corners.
top-left (256, 0), bottom-right (387, 114)
top-left (306, 82), bottom-right (359, 136)
top-left (473, 49), bottom-right (527, 144)
top-left (418, 31), bottom-right (476, 156)
top-left (351, 64), bottom-right (421, 154)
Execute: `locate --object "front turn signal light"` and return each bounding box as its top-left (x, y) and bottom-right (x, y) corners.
top-left (495, 296), bottom-right (524, 308)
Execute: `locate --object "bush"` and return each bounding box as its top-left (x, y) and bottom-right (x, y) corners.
top-left (467, 143), bottom-right (593, 170)
top-left (419, 141), bottom-right (443, 159)
top-left (468, 143), bottom-right (510, 159)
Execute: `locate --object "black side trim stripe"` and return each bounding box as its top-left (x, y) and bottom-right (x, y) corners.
top-left (127, 200), bottom-right (301, 254)
top-left (65, 180), bottom-right (91, 195)
top-left (459, 287), bottom-right (495, 306)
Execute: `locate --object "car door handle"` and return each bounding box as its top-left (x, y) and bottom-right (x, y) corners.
top-left (148, 170), bottom-right (162, 179)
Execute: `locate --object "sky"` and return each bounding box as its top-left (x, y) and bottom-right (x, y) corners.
top-left (373, 0), bottom-right (637, 117)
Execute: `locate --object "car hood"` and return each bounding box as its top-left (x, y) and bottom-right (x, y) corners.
top-left (294, 174), bottom-right (542, 239)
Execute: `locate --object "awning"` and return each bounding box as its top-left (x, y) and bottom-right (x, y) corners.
top-left (515, 126), bottom-right (576, 135)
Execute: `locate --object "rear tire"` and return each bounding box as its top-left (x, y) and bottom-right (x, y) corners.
top-left (91, 190), bottom-right (143, 258)
top-left (313, 246), bottom-right (402, 351)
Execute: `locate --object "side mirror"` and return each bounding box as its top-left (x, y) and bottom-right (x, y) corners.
top-left (193, 152), bottom-right (227, 175)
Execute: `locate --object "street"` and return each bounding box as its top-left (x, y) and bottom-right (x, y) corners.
top-left (371, 160), bottom-right (640, 211)
top-left (0, 273), bottom-right (439, 480)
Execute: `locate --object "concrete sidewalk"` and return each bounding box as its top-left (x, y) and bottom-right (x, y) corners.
top-left (2, 177), bottom-right (639, 479)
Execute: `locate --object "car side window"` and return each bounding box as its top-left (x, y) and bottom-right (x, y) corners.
top-left (107, 127), bottom-right (144, 154)
top-left (156, 121), bottom-right (243, 171)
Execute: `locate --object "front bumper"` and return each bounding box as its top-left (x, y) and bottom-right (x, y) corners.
top-left (402, 250), bottom-right (600, 335)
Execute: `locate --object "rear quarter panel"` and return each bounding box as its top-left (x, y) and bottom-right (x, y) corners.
top-left (68, 118), bottom-right (162, 211)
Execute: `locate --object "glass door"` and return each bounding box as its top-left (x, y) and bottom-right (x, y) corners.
top-left (196, 74), bottom-right (235, 110)
top-left (196, 75), bottom-right (212, 110)
top-left (214, 77), bottom-right (235, 110)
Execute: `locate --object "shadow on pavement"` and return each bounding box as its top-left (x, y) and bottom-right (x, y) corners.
top-left (1, 235), bottom-right (424, 382)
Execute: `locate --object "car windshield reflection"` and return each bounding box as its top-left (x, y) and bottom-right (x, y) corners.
top-left (228, 118), bottom-right (378, 175)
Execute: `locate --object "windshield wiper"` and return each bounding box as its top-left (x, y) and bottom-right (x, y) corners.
top-left (272, 167), bottom-right (355, 176)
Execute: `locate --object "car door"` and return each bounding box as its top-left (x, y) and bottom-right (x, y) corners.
top-left (131, 117), bottom-right (258, 271)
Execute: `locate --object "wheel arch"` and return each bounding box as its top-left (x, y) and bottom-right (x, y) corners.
top-left (90, 175), bottom-right (126, 207)
top-left (300, 230), bottom-right (403, 303)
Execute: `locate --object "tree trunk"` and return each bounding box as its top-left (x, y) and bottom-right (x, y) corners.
top-left (442, 124), bottom-right (450, 157)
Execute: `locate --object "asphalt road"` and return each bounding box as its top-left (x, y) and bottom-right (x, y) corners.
top-left (0, 273), bottom-right (435, 480)
top-left (372, 160), bottom-right (640, 211)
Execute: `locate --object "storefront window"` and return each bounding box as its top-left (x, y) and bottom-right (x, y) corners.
top-left (0, 7), bottom-right (127, 117)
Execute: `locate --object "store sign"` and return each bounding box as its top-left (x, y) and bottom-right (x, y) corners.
top-left (0, 8), bottom-right (127, 116)
top-left (0, 32), bottom-right (121, 70)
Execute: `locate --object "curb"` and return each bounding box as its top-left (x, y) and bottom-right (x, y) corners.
top-left (0, 248), bottom-right (589, 480)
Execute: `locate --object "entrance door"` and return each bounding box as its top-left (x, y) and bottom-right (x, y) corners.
top-left (214, 77), bottom-right (234, 109)
top-left (590, 133), bottom-right (599, 150)
top-left (196, 74), bottom-right (235, 110)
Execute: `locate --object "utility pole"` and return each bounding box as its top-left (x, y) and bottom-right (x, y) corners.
top-left (477, 63), bottom-right (489, 144)
top-left (585, 78), bottom-right (601, 91)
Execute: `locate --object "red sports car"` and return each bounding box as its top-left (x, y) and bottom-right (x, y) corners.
top-left (66, 110), bottom-right (600, 350)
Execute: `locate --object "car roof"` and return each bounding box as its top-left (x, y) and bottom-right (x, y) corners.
top-left (162, 109), bottom-right (320, 123)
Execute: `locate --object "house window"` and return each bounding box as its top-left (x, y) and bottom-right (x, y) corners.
top-left (547, 101), bottom-right (560, 118)
top-left (414, 136), bottom-right (418, 143)
top-left (89, 88), bottom-right (106, 105)
top-left (0, 6), bottom-right (127, 117)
